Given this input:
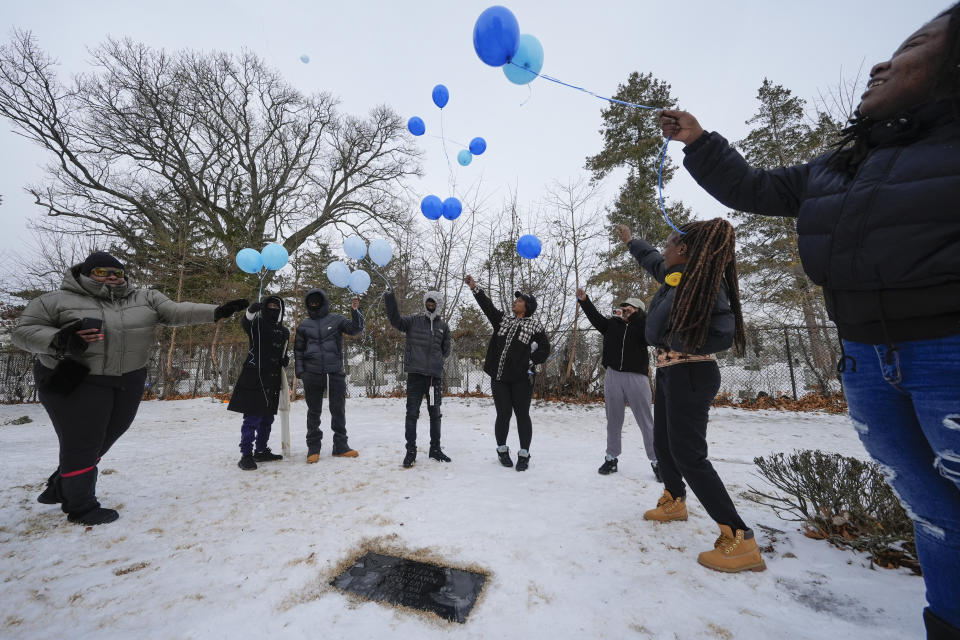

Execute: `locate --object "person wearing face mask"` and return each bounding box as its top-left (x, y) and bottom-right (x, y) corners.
top-left (12, 251), bottom-right (248, 526)
top-left (659, 5), bottom-right (960, 634)
top-left (228, 297), bottom-right (290, 470)
top-left (464, 275), bottom-right (551, 472)
top-left (294, 288), bottom-right (363, 462)
top-left (575, 288), bottom-right (658, 480)
top-left (384, 288), bottom-right (452, 468)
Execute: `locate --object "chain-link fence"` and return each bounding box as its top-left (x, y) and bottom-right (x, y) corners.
top-left (0, 325), bottom-right (841, 404)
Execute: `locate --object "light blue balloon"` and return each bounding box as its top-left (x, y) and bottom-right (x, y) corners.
top-left (442, 197), bottom-right (462, 220)
top-left (299, 54), bottom-right (310, 64)
top-left (326, 261), bottom-right (351, 288)
top-left (235, 248), bottom-right (263, 274)
top-left (407, 116), bottom-right (425, 136)
top-left (348, 269), bottom-right (371, 294)
top-left (421, 195), bottom-right (443, 220)
top-left (261, 243), bottom-right (289, 270)
top-left (504, 34), bottom-right (544, 85)
top-left (469, 137), bottom-right (487, 155)
top-left (516, 234), bottom-right (542, 259)
top-left (432, 84), bottom-right (449, 109)
top-left (368, 238), bottom-right (393, 267)
top-left (457, 150), bottom-right (473, 166)
top-left (343, 235), bottom-right (367, 261)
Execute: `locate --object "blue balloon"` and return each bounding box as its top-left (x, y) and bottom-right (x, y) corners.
top-left (473, 6), bottom-right (520, 67)
top-left (368, 238), bottom-right (393, 267)
top-left (421, 195), bottom-right (443, 220)
top-left (457, 150), bottom-right (473, 166)
top-left (348, 269), bottom-right (371, 295)
top-left (469, 137), bottom-right (487, 155)
top-left (299, 54), bottom-right (310, 64)
top-left (261, 243), bottom-right (289, 270)
top-left (516, 234), bottom-right (542, 259)
top-left (407, 116), bottom-right (425, 136)
top-left (326, 261), bottom-right (351, 288)
top-left (442, 197), bottom-right (462, 220)
top-left (432, 84), bottom-right (449, 109)
top-left (236, 248), bottom-right (263, 274)
top-left (504, 34), bottom-right (544, 85)
top-left (343, 235), bottom-right (367, 261)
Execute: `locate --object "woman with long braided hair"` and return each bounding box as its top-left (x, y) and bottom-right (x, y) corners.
top-left (659, 4), bottom-right (960, 634)
top-left (619, 219), bottom-right (764, 574)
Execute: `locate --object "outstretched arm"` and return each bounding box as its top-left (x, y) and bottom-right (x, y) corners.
top-left (577, 290), bottom-right (609, 333)
top-left (465, 275), bottom-right (503, 328)
top-left (618, 225), bottom-right (667, 283)
top-left (340, 298), bottom-right (364, 336)
top-left (383, 290), bottom-right (411, 332)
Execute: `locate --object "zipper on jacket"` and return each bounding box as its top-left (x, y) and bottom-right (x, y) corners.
top-left (619, 322), bottom-right (627, 370)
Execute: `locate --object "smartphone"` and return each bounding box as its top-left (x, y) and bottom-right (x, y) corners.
top-left (80, 317), bottom-right (103, 332)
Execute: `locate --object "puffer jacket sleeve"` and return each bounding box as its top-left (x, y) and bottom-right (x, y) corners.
top-left (11, 294), bottom-right (61, 355)
top-left (293, 323), bottom-right (307, 376)
top-left (473, 288), bottom-right (503, 329)
top-left (340, 308), bottom-right (364, 336)
top-left (628, 238), bottom-right (667, 283)
top-left (384, 291), bottom-right (411, 332)
top-left (682, 131), bottom-right (810, 218)
top-left (441, 321), bottom-right (451, 359)
top-left (531, 326), bottom-right (551, 365)
top-left (579, 295), bottom-right (609, 334)
top-left (147, 289), bottom-right (217, 326)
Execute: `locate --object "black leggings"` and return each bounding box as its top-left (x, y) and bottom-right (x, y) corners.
top-left (491, 377), bottom-right (533, 450)
top-left (654, 361), bottom-right (747, 531)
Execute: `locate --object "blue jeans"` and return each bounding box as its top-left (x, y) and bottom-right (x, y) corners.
top-left (841, 335), bottom-right (960, 629)
top-left (239, 414), bottom-right (275, 456)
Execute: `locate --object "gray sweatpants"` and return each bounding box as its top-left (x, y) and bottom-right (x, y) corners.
top-left (603, 367), bottom-right (656, 461)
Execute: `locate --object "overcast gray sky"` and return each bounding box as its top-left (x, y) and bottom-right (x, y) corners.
top-left (0, 0), bottom-right (951, 257)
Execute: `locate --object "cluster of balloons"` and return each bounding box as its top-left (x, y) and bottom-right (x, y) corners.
top-left (473, 6), bottom-right (544, 86)
top-left (235, 243), bottom-right (290, 274)
top-left (326, 235), bottom-right (394, 295)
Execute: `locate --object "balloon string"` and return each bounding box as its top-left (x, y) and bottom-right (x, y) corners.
top-left (657, 135), bottom-right (684, 235)
top-left (519, 84), bottom-right (532, 107)
top-left (510, 62), bottom-right (660, 110)
top-left (439, 109), bottom-right (456, 195)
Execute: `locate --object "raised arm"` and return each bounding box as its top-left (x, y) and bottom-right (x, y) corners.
top-left (383, 290), bottom-right (410, 332)
top-left (576, 289), bottom-right (609, 333)
top-left (340, 298), bottom-right (364, 336)
top-left (464, 275), bottom-right (503, 328)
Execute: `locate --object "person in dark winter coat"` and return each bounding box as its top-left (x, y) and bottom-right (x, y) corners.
top-left (464, 275), bottom-right (550, 472)
top-left (384, 288), bottom-right (452, 467)
top-left (659, 5), bottom-right (960, 633)
top-left (228, 297), bottom-right (290, 470)
top-left (12, 251), bottom-right (247, 526)
top-left (576, 288), bottom-right (657, 479)
top-left (620, 219), bottom-right (765, 575)
top-left (294, 288), bottom-right (363, 462)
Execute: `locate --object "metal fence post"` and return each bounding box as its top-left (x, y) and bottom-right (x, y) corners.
top-left (783, 326), bottom-right (798, 400)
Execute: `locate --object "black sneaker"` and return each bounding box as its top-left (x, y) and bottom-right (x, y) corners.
top-left (68, 507), bottom-right (120, 526)
top-left (598, 458), bottom-right (618, 475)
top-left (429, 447), bottom-right (451, 463)
top-left (238, 455), bottom-right (258, 470)
top-left (516, 454), bottom-right (530, 472)
top-left (403, 448), bottom-right (417, 468)
top-left (253, 448), bottom-right (283, 462)
top-left (497, 448), bottom-right (513, 468)
top-left (651, 461), bottom-right (662, 483)
top-left (37, 470), bottom-right (62, 504)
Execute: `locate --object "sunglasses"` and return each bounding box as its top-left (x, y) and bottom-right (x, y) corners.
top-left (90, 267), bottom-right (125, 278)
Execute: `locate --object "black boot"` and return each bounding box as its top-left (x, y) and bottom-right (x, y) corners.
top-left (651, 461), bottom-right (663, 483)
top-left (925, 608), bottom-right (960, 640)
top-left (37, 468), bottom-right (63, 504)
top-left (238, 454), bottom-right (258, 470)
top-left (403, 445), bottom-right (417, 468)
top-left (497, 447), bottom-right (513, 468)
top-left (253, 448), bottom-right (283, 462)
top-left (598, 458), bottom-right (618, 475)
top-left (60, 469), bottom-right (119, 526)
top-left (516, 453), bottom-right (530, 472)
top-left (429, 445), bottom-right (451, 463)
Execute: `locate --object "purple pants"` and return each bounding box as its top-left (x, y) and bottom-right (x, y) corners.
top-left (239, 414), bottom-right (275, 456)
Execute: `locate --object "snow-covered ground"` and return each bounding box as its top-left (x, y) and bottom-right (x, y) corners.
top-left (0, 397), bottom-right (924, 639)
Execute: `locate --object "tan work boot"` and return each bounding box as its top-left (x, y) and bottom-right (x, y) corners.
top-left (643, 490), bottom-right (688, 522)
top-left (306, 453), bottom-right (320, 464)
top-left (697, 524), bottom-right (766, 573)
top-left (333, 449), bottom-right (359, 458)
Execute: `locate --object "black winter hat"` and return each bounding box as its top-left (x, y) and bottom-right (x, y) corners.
top-left (79, 251), bottom-right (125, 275)
top-left (514, 291), bottom-right (538, 316)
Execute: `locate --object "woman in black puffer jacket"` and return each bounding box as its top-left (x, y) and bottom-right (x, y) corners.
top-left (659, 5), bottom-right (960, 635)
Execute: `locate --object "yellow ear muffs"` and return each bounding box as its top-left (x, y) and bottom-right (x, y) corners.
top-left (664, 272), bottom-right (682, 287)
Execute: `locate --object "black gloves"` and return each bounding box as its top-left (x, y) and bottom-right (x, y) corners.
top-left (49, 320), bottom-right (88, 358)
top-left (214, 298), bottom-right (250, 321)
top-left (280, 354), bottom-right (290, 367)
top-left (248, 302), bottom-right (263, 314)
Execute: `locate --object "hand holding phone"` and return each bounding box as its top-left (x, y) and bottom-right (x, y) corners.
top-left (77, 317), bottom-right (104, 343)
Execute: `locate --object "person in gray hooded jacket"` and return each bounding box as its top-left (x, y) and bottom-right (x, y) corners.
top-left (384, 288), bottom-right (452, 467)
top-left (12, 251), bottom-right (247, 526)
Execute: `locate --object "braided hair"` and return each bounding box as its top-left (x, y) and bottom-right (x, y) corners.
top-left (668, 218), bottom-right (746, 356)
top-left (829, 2), bottom-right (960, 177)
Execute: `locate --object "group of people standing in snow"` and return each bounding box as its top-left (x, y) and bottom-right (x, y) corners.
top-left (11, 2), bottom-right (960, 636)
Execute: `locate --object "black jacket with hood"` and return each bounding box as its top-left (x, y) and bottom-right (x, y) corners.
top-left (579, 295), bottom-right (650, 374)
top-left (228, 296), bottom-right (290, 415)
top-left (384, 289), bottom-right (451, 379)
top-left (629, 239), bottom-right (735, 355)
top-left (294, 288), bottom-right (363, 377)
top-left (473, 288), bottom-right (551, 382)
